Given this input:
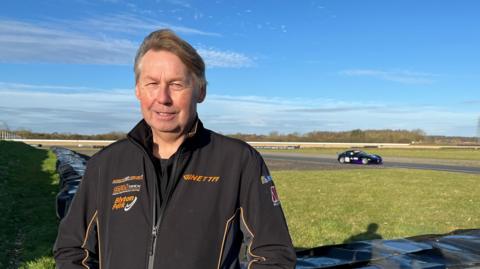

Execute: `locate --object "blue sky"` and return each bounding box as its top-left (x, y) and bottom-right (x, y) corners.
top-left (0, 0), bottom-right (479, 136)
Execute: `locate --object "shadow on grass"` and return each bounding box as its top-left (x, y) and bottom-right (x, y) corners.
top-left (343, 223), bottom-right (383, 244)
top-left (0, 141), bottom-right (59, 269)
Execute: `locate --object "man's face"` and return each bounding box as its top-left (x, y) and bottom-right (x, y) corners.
top-left (135, 50), bottom-right (204, 136)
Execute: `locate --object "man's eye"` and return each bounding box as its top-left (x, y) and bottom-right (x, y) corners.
top-left (144, 82), bottom-right (158, 89)
top-left (169, 82), bottom-right (185, 90)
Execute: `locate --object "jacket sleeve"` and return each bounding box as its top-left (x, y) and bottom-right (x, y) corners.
top-left (53, 160), bottom-right (100, 269)
top-left (239, 149), bottom-right (296, 268)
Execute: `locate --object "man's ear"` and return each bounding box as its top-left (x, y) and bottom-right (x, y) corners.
top-left (197, 86), bottom-right (206, 103)
top-left (135, 85), bottom-right (141, 100)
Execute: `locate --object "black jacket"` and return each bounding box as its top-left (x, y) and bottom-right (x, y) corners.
top-left (54, 119), bottom-right (296, 268)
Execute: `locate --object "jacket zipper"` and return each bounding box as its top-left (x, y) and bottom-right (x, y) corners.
top-left (147, 147), bottom-right (183, 269)
top-left (147, 226), bottom-right (158, 269)
top-left (127, 138), bottom-right (164, 269)
top-left (127, 140), bottom-right (158, 269)
top-left (149, 226), bottom-right (158, 255)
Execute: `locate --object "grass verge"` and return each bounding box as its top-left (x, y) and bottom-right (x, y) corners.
top-left (0, 141), bottom-right (58, 269)
top-left (273, 168), bottom-right (480, 248)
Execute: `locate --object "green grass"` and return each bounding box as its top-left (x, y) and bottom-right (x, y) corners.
top-left (0, 141), bottom-right (58, 269)
top-left (273, 168), bottom-right (480, 248)
top-left (261, 147), bottom-right (480, 161)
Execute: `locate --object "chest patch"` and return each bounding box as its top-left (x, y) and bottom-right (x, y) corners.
top-left (183, 174), bottom-right (220, 183)
top-left (111, 175), bottom-right (143, 197)
top-left (112, 175), bottom-right (143, 184)
top-left (112, 183), bottom-right (141, 195)
top-left (112, 195), bottom-right (137, 211)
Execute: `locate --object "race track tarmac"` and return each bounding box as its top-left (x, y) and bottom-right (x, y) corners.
top-left (261, 152), bottom-right (480, 174)
top-left (55, 147), bottom-right (480, 174)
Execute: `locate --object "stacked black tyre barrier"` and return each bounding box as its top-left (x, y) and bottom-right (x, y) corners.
top-left (295, 229), bottom-right (480, 268)
top-left (51, 147), bottom-right (90, 219)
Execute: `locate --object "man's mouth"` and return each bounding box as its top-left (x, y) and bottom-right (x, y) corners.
top-left (155, 111), bottom-right (174, 115)
top-left (154, 111), bottom-right (176, 119)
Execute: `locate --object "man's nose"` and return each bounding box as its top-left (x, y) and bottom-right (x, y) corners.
top-left (154, 84), bottom-right (173, 104)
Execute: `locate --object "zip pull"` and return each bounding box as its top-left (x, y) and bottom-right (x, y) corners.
top-left (149, 226), bottom-right (158, 256)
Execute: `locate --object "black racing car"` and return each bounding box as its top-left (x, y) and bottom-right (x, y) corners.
top-left (337, 150), bottom-right (382, 165)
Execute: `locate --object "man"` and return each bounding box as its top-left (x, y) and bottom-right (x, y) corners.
top-left (54, 29), bottom-right (296, 269)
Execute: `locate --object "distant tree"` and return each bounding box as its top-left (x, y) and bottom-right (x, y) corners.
top-left (10, 127), bottom-right (475, 145)
top-left (350, 129), bottom-right (365, 142)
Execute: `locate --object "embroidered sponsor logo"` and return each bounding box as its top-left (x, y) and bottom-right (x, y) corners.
top-left (112, 195), bottom-right (137, 211)
top-left (270, 186), bottom-right (280, 206)
top-left (183, 174), bottom-right (220, 183)
top-left (124, 196), bottom-right (138, 211)
top-left (112, 183), bottom-right (141, 196)
top-left (112, 175), bottom-right (143, 184)
top-left (261, 175), bottom-right (273, 184)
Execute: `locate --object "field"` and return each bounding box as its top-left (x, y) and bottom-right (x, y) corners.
top-left (1, 141), bottom-right (479, 267)
top-left (274, 169), bottom-right (480, 248)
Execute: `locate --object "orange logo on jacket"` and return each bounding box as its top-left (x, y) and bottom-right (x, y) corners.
top-left (112, 195), bottom-right (137, 210)
top-left (112, 175), bottom-right (143, 184)
top-left (112, 184), bottom-right (141, 195)
top-left (183, 174), bottom-right (220, 183)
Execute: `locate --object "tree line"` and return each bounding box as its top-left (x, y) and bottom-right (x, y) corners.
top-left (12, 130), bottom-right (127, 141)
top-left (7, 128), bottom-right (477, 145)
top-left (229, 129), bottom-right (427, 143)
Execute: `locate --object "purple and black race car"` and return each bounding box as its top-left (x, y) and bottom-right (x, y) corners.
top-left (337, 150), bottom-right (382, 165)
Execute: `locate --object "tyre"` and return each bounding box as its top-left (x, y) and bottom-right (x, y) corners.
top-left (361, 158), bottom-right (368, 165)
top-left (339, 157), bottom-right (345, 164)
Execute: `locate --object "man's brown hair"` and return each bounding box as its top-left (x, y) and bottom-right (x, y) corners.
top-left (134, 29), bottom-right (206, 93)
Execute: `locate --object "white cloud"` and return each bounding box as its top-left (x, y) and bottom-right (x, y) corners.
top-left (462, 99), bottom-right (480, 105)
top-left (165, 0), bottom-right (192, 9)
top-left (200, 95), bottom-right (475, 136)
top-left (0, 82), bottom-right (475, 136)
top-left (74, 14), bottom-right (220, 36)
top-left (0, 17), bottom-right (253, 68)
top-left (197, 48), bottom-right (254, 68)
top-left (0, 83), bottom-right (139, 134)
top-left (0, 19), bottom-right (137, 65)
top-left (341, 69), bottom-right (438, 84)
top-left (0, 82), bottom-right (111, 92)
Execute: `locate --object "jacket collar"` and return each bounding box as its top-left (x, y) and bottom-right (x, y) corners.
top-left (127, 117), bottom-right (205, 156)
